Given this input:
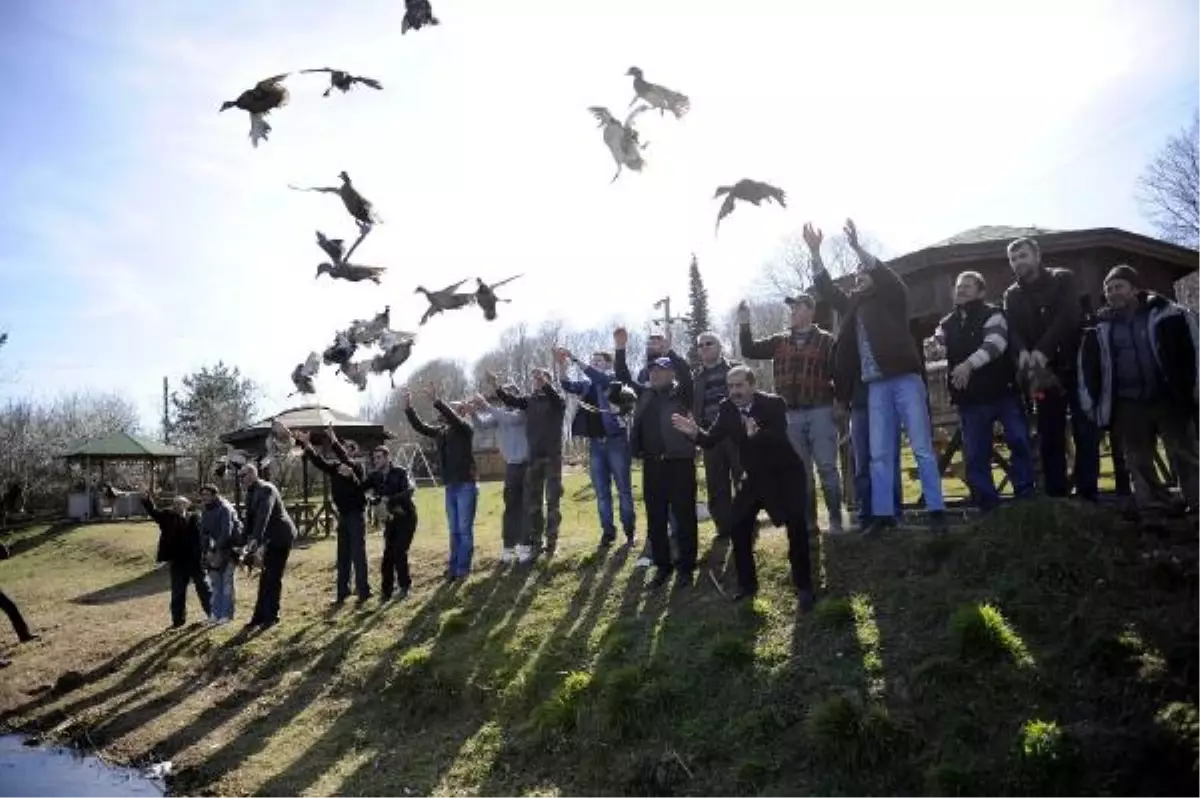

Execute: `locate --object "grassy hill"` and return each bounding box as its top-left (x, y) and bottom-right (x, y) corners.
top-left (0, 472), bottom-right (1195, 796)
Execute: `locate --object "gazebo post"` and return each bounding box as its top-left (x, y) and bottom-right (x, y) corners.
top-left (322, 472), bottom-right (331, 536)
top-left (301, 457), bottom-right (311, 535)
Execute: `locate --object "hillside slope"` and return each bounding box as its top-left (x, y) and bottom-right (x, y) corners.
top-left (0, 477), bottom-right (1196, 796)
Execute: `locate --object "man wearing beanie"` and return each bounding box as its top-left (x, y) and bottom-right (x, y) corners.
top-left (1003, 236), bottom-right (1100, 500)
top-left (1078, 264), bottom-right (1199, 516)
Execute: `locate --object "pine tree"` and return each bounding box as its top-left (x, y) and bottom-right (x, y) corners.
top-left (686, 253), bottom-right (711, 367)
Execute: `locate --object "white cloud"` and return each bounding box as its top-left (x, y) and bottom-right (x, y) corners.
top-left (2, 0), bottom-right (1195, 428)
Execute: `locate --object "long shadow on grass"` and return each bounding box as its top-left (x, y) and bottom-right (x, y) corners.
top-left (4, 522), bottom-right (88, 558)
top-left (0, 625), bottom-right (208, 734)
top-left (71, 568), bottom-right (170, 606)
top-left (249, 569), bottom-right (525, 796)
top-left (472, 549), bottom-right (667, 796)
top-left (168, 604), bottom-right (394, 794)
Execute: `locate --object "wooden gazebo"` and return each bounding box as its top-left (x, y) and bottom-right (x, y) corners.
top-left (60, 432), bottom-right (185, 521)
top-left (220, 404), bottom-right (393, 537)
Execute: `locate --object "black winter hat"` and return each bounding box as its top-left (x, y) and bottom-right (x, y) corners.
top-left (1103, 264), bottom-right (1141, 289)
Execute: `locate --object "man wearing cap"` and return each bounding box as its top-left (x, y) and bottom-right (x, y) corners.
top-left (1079, 264), bottom-right (1199, 516)
top-left (141, 491), bottom-right (213, 628)
top-left (1003, 235), bottom-right (1099, 500)
top-left (808, 219), bottom-right (945, 535)
top-left (489, 367), bottom-right (567, 558)
top-left (738, 287), bottom-right (843, 535)
top-left (930, 271), bottom-right (1036, 510)
top-left (628, 356), bottom-right (700, 590)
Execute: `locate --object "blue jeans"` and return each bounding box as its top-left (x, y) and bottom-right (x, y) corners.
top-left (588, 435), bottom-right (636, 541)
top-left (444, 482), bottom-right (478, 577)
top-left (850, 404), bottom-right (902, 522)
top-left (208, 563), bottom-right (236, 620)
top-left (786, 405), bottom-right (843, 525)
top-left (869, 373), bottom-right (944, 517)
top-left (959, 394), bottom-right (1037, 510)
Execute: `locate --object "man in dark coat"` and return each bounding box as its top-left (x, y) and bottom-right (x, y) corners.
top-left (291, 426), bottom-right (372, 606)
top-left (365, 444), bottom-right (419, 601)
top-left (1003, 235), bottom-right (1098, 500)
top-left (1078, 265), bottom-right (1199, 516)
top-left (141, 492), bottom-right (213, 628)
top-left (628, 357), bottom-right (699, 590)
top-left (672, 366), bottom-right (815, 610)
top-left (239, 465), bottom-right (298, 629)
top-left (0, 543), bottom-right (38, 668)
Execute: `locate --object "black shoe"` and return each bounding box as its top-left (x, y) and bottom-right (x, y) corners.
top-left (356, 594), bottom-right (372, 606)
top-left (928, 510), bottom-right (948, 532)
top-left (259, 618), bottom-right (278, 630)
top-left (624, 531), bottom-right (637, 547)
top-left (0, 657), bottom-right (9, 668)
top-left (675, 571), bottom-right (694, 589)
top-left (648, 569), bottom-right (672, 590)
top-left (242, 619), bottom-right (262, 631)
top-left (797, 590), bottom-right (816, 614)
top-left (330, 596), bottom-right (347, 607)
top-left (395, 588), bottom-right (409, 601)
top-left (170, 620), bottom-right (185, 629)
top-left (17, 634), bottom-right (38, 644)
top-left (861, 517), bottom-right (896, 537)
top-left (732, 588), bottom-right (757, 602)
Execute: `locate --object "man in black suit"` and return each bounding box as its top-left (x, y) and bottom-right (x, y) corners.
top-left (672, 365), bottom-right (815, 611)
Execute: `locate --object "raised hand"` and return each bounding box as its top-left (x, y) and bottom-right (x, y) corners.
top-left (843, 218), bottom-right (861, 250)
top-left (552, 346), bottom-right (572, 364)
top-left (397, 386), bottom-right (412, 408)
top-left (613, 327), bottom-right (629, 349)
top-left (670, 413), bottom-right (699, 438)
top-left (292, 429), bottom-right (310, 445)
top-left (736, 300), bottom-right (750, 325)
top-left (802, 222), bottom-right (823, 253)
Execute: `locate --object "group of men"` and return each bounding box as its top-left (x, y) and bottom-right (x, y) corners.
top-left (147, 221), bottom-right (1198, 626)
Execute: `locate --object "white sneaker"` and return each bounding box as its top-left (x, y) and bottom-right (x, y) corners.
top-left (515, 545), bottom-right (532, 564)
top-left (635, 556), bottom-right (653, 569)
top-left (499, 548), bottom-right (515, 564)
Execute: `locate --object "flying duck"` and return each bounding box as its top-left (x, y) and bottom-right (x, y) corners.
top-left (474, 274), bottom-right (522, 321)
top-left (371, 332), bottom-right (417, 387)
top-left (626, 67), bottom-right (690, 119)
top-left (288, 352), bottom-right (322, 397)
top-left (299, 68), bottom-right (383, 97)
top-left (588, 104), bottom-right (653, 183)
top-left (316, 261), bottom-right (387, 284)
top-left (337, 359), bottom-right (370, 392)
top-left (290, 171), bottom-right (382, 234)
top-left (322, 331), bottom-right (357, 367)
top-left (220, 73), bottom-right (291, 148)
top-left (713, 179), bottom-right (787, 234)
top-left (415, 280), bottom-right (476, 325)
top-left (346, 306), bottom-right (392, 345)
top-left (402, 0), bottom-right (440, 34)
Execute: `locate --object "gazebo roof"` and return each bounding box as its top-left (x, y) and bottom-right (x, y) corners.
top-left (221, 404), bottom-right (393, 447)
top-left (61, 431), bottom-right (185, 459)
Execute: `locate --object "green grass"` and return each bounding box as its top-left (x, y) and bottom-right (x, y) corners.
top-left (0, 477), bottom-right (1195, 796)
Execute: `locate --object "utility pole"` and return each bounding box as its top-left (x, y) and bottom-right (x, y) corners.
top-left (162, 377), bottom-right (170, 444)
top-left (652, 296), bottom-right (690, 333)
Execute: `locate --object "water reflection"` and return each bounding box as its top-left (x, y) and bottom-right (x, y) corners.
top-left (0, 735), bottom-right (164, 797)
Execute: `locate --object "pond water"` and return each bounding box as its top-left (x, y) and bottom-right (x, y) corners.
top-left (0, 735), bottom-right (165, 797)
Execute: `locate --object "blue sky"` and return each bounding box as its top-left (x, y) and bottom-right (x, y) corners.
top-left (1, 0), bottom-right (1196, 430)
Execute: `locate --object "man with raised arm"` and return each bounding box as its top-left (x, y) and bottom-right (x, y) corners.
top-left (400, 384), bottom-right (477, 581)
top-left (809, 219), bottom-right (945, 535)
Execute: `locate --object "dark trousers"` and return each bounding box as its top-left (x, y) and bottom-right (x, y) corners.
top-left (527, 452), bottom-right (564, 550)
top-left (501, 462), bottom-right (528, 549)
top-left (1113, 398), bottom-right (1200, 512)
top-left (335, 511), bottom-right (371, 600)
top-left (381, 511), bottom-right (418, 596)
top-left (0, 589), bottom-right (33, 641)
top-left (959, 394), bottom-right (1037, 510)
top-left (169, 559), bottom-right (212, 625)
top-left (730, 497), bottom-right (813, 595)
top-left (251, 541), bottom-right (291, 625)
top-left (643, 457), bottom-right (698, 573)
top-left (1036, 387), bottom-right (1099, 500)
top-left (702, 438), bottom-right (742, 537)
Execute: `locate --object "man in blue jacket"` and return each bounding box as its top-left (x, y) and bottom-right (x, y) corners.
top-left (556, 346), bottom-right (637, 548)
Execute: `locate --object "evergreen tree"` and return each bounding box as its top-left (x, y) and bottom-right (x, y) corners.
top-left (686, 253), bottom-right (711, 367)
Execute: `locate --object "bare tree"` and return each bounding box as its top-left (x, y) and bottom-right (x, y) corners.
top-left (756, 228), bottom-right (881, 299)
top-left (0, 391), bottom-right (141, 511)
top-left (1138, 114), bottom-right (1200, 249)
top-left (371, 358), bottom-right (471, 445)
top-left (720, 301), bottom-right (790, 391)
